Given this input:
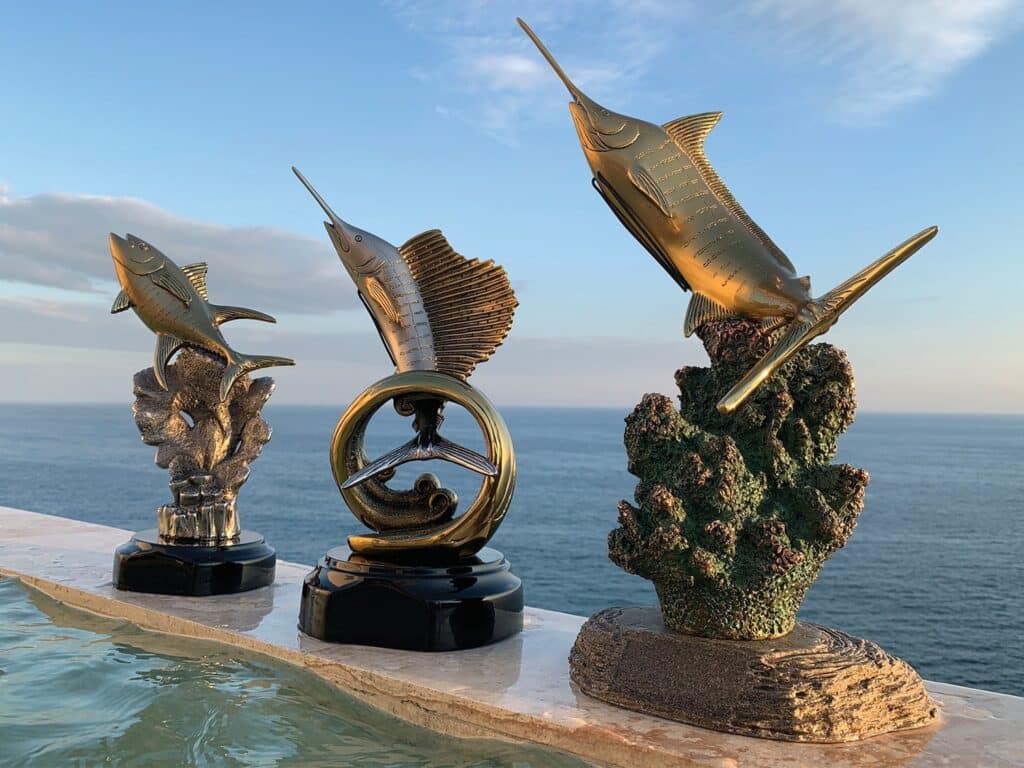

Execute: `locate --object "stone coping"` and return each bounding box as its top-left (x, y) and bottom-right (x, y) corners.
top-left (0, 506), bottom-right (1020, 768)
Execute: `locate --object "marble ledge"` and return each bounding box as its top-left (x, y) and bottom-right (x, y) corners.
top-left (1, 506), bottom-right (1021, 768)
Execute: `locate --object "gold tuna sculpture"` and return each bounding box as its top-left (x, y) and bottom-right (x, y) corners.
top-left (109, 233), bottom-right (294, 400)
top-left (519, 19), bottom-right (937, 414)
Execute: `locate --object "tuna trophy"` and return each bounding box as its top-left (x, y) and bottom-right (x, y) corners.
top-left (108, 234), bottom-right (292, 597)
top-left (518, 18), bottom-right (937, 414)
top-left (294, 167), bottom-right (523, 651)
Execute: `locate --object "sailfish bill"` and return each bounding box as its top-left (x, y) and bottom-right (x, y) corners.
top-left (717, 226), bottom-right (939, 414)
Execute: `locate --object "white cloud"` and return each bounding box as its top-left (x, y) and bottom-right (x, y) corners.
top-left (388, 0), bottom-right (1020, 134)
top-left (746, 0), bottom-right (1023, 118)
top-left (387, 0), bottom-right (691, 140)
top-left (0, 191), bottom-right (355, 314)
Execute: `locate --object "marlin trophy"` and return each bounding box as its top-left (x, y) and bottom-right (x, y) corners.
top-left (294, 167), bottom-right (518, 488)
top-left (518, 19), bottom-right (938, 414)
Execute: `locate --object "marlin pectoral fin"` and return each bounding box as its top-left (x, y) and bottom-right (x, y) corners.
top-left (111, 290), bottom-right (131, 314)
top-left (154, 334), bottom-right (185, 389)
top-left (151, 271), bottom-right (193, 306)
top-left (212, 305), bottom-right (276, 325)
top-left (684, 293), bottom-right (736, 337)
top-left (628, 166), bottom-right (672, 218)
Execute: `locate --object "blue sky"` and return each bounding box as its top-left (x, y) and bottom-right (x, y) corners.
top-left (1, 1), bottom-right (1022, 411)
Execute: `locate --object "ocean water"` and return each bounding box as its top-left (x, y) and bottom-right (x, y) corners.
top-left (0, 577), bottom-right (586, 767)
top-left (0, 404), bottom-right (1021, 696)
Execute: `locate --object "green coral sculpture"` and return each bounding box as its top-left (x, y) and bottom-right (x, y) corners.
top-left (610, 319), bottom-right (868, 640)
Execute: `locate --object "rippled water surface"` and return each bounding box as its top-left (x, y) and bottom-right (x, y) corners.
top-left (0, 405), bottom-right (1021, 695)
top-left (0, 578), bottom-right (586, 767)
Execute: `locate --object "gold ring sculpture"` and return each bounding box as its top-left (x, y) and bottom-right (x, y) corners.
top-left (331, 370), bottom-right (515, 560)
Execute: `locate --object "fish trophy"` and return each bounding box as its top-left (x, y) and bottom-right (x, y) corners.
top-left (519, 20), bottom-right (940, 742)
top-left (519, 19), bottom-right (937, 414)
top-left (108, 233), bottom-right (294, 596)
top-left (294, 168), bottom-right (522, 650)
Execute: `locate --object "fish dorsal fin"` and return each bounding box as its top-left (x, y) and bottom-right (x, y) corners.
top-left (664, 111), bottom-right (796, 273)
top-left (663, 111), bottom-right (722, 147)
top-left (684, 292), bottom-right (736, 337)
top-left (398, 229), bottom-right (517, 380)
top-left (111, 290), bottom-right (131, 314)
top-left (152, 269), bottom-right (193, 306)
top-left (180, 262), bottom-right (209, 300)
top-left (153, 333), bottom-right (185, 389)
top-left (363, 276), bottom-right (404, 326)
top-left (628, 166), bottom-right (672, 217)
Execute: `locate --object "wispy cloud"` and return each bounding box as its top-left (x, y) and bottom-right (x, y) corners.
top-left (386, 0), bottom-right (691, 140)
top-left (0, 191), bottom-right (355, 314)
top-left (387, 0), bottom-right (1020, 135)
top-left (739, 0), bottom-right (1021, 119)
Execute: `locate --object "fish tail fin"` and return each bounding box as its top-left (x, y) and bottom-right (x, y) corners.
top-left (342, 433), bottom-right (497, 489)
top-left (717, 226), bottom-right (938, 414)
top-left (212, 304), bottom-right (276, 326)
top-left (219, 352), bottom-right (295, 400)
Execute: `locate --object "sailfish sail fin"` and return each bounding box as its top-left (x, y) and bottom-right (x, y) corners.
top-left (398, 230), bottom-right (518, 380)
top-left (664, 111), bottom-right (796, 273)
top-left (717, 226), bottom-right (939, 414)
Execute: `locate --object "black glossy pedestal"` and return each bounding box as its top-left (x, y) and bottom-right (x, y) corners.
top-left (113, 529), bottom-right (276, 596)
top-left (299, 546), bottom-right (523, 651)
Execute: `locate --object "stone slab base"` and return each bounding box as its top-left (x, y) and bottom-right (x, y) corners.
top-left (570, 606), bottom-right (938, 743)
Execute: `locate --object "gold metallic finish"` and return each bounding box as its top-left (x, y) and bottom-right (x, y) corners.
top-left (518, 18), bottom-right (938, 414)
top-left (331, 371), bottom-right (516, 560)
top-left (295, 167), bottom-right (517, 485)
top-left (108, 233), bottom-right (294, 400)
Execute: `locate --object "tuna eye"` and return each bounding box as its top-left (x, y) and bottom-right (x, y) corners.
top-left (355, 235), bottom-right (363, 242)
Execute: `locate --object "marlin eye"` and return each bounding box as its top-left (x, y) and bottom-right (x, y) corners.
top-left (601, 110), bottom-right (609, 116)
top-left (355, 235), bottom-right (363, 242)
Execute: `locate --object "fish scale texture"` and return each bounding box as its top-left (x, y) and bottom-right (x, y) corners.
top-left (610, 318), bottom-right (868, 640)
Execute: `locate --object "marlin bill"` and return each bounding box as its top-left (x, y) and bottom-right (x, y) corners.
top-left (293, 167), bottom-right (517, 487)
top-left (109, 233), bottom-right (294, 400)
top-left (518, 18), bottom-right (937, 414)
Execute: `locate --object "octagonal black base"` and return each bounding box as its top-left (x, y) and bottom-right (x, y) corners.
top-left (299, 546), bottom-right (523, 651)
top-left (113, 529), bottom-right (276, 596)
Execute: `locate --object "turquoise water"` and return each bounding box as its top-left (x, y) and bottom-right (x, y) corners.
top-left (0, 578), bottom-right (586, 767)
top-left (0, 405), bottom-right (1021, 696)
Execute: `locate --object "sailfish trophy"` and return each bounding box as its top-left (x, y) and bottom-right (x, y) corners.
top-left (294, 167), bottom-right (523, 650)
top-left (518, 19), bottom-right (937, 414)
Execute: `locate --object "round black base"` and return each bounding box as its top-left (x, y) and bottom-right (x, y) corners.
top-left (113, 529), bottom-right (276, 596)
top-left (299, 546), bottom-right (523, 651)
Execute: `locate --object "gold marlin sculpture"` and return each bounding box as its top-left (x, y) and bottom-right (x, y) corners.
top-left (518, 18), bottom-right (938, 414)
top-left (109, 233), bottom-right (294, 400)
top-left (293, 167), bottom-right (518, 487)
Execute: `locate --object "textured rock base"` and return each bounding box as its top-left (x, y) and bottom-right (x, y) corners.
top-left (570, 607), bottom-right (938, 743)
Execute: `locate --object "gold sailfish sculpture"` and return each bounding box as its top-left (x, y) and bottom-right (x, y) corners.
top-left (109, 234), bottom-right (294, 400)
top-left (518, 19), bottom-right (938, 414)
top-left (293, 168), bottom-right (518, 487)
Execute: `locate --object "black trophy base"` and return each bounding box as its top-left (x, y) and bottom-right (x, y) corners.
top-left (299, 546), bottom-right (523, 651)
top-left (113, 529), bottom-right (276, 596)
